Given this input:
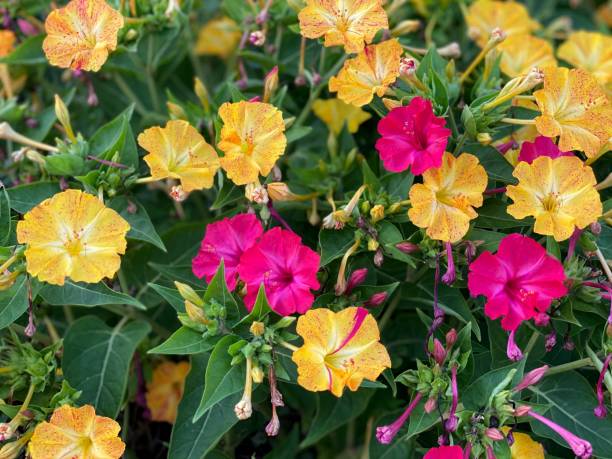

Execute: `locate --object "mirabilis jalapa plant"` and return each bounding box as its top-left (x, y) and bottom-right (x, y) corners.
top-left (0, 0), bottom-right (611, 457)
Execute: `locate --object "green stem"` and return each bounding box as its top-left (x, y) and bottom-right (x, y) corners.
top-left (453, 133), bottom-right (466, 155)
top-left (545, 357), bottom-right (593, 377)
top-left (524, 330), bottom-right (539, 355)
top-left (586, 345), bottom-right (612, 395)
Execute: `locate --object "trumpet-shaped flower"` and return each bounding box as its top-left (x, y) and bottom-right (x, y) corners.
top-left (195, 17), bottom-right (241, 58)
top-left (16, 190), bottom-right (130, 286)
top-left (517, 136), bottom-right (573, 164)
top-left (329, 39), bottom-right (402, 107)
top-left (218, 101), bottom-right (287, 185)
top-left (138, 120), bottom-right (220, 192)
top-left (145, 361), bottom-right (190, 424)
top-left (192, 213), bottom-right (263, 290)
top-left (238, 227), bottom-right (320, 316)
top-left (498, 34), bottom-right (557, 78)
top-left (558, 31), bottom-right (612, 89)
top-left (465, 0), bottom-right (539, 48)
top-left (468, 233), bottom-right (568, 331)
top-left (408, 152), bottom-right (487, 243)
top-left (375, 97), bottom-right (451, 175)
top-left (292, 307), bottom-right (391, 397)
top-left (312, 98), bottom-right (372, 134)
top-left (43, 0), bottom-right (124, 71)
top-left (298, 0), bottom-right (388, 54)
top-left (423, 446), bottom-right (464, 459)
top-left (29, 405), bottom-right (125, 459)
top-left (534, 67), bottom-right (612, 157)
top-left (506, 156), bottom-right (602, 241)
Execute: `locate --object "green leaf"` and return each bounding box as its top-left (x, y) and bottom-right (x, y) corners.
top-left (0, 35), bottom-right (45, 65)
top-left (546, 237), bottom-right (561, 260)
top-left (168, 354), bottom-right (241, 459)
top-left (361, 160), bottom-right (381, 191)
top-left (463, 143), bottom-right (514, 183)
top-left (0, 275), bottom-right (28, 329)
top-left (45, 154), bottom-right (85, 176)
top-left (300, 389), bottom-right (374, 447)
top-left (7, 182), bottom-right (60, 213)
top-left (475, 199), bottom-right (532, 229)
top-left (210, 183), bottom-right (243, 210)
top-left (149, 283), bottom-right (186, 312)
top-left (235, 284), bottom-right (271, 327)
top-left (38, 280), bottom-right (146, 310)
top-left (62, 316), bottom-right (150, 417)
top-left (148, 327), bottom-right (215, 355)
top-left (89, 105), bottom-right (138, 168)
top-left (462, 360), bottom-right (525, 410)
top-left (0, 185), bottom-right (11, 246)
top-left (319, 227), bottom-right (355, 266)
top-left (194, 334), bottom-right (245, 420)
top-left (286, 126), bottom-right (313, 143)
top-left (108, 197), bottom-right (166, 251)
top-left (530, 371), bottom-right (612, 458)
top-left (203, 261), bottom-right (239, 323)
top-left (404, 399), bottom-right (445, 440)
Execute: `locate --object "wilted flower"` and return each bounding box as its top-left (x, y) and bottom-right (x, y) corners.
top-left (497, 34), bottom-right (557, 78)
top-left (312, 98), bottom-right (371, 135)
top-left (43, 0), bottom-right (124, 71)
top-left (29, 405), bottom-right (125, 459)
top-left (192, 213), bottom-right (263, 291)
top-left (468, 234), bottom-right (567, 331)
top-left (195, 17), bottom-right (241, 58)
top-left (145, 361), bottom-right (190, 424)
top-left (558, 31), bottom-right (612, 90)
top-left (292, 307), bottom-right (391, 397)
top-left (249, 30), bottom-right (266, 47)
top-left (16, 190), bottom-right (130, 285)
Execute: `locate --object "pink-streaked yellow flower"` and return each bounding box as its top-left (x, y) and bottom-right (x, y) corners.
top-left (137, 120), bottom-right (220, 192)
top-left (298, 0), bottom-right (388, 54)
top-left (557, 31), bottom-right (612, 89)
top-left (465, 0), bottom-right (539, 48)
top-left (329, 38), bottom-right (402, 107)
top-left (506, 156), bottom-right (602, 242)
top-left (408, 152), bottom-right (488, 243)
top-left (218, 101), bottom-right (287, 185)
top-left (534, 67), bottom-right (612, 158)
top-left (312, 98), bottom-right (372, 134)
top-left (0, 30), bottom-right (16, 57)
top-left (497, 34), bottom-right (556, 78)
top-left (43, 0), bottom-right (124, 72)
top-left (29, 405), bottom-right (125, 459)
top-left (16, 189), bottom-right (130, 286)
top-left (292, 307), bottom-right (391, 397)
top-left (501, 428), bottom-right (545, 459)
top-left (195, 17), bottom-right (241, 58)
top-left (145, 361), bottom-right (190, 424)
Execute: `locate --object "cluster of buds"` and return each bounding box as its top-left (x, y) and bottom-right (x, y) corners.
top-left (323, 185), bottom-right (366, 230)
top-left (174, 281), bottom-right (229, 336)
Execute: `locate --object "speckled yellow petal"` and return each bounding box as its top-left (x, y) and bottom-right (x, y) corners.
top-left (508, 431), bottom-right (545, 459)
top-left (312, 98), bottom-right (372, 134)
top-left (195, 17), bottom-right (241, 58)
top-left (146, 361), bottom-right (190, 424)
top-left (498, 34), bottom-right (557, 78)
top-left (295, 308), bottom-right (336, 351)
top-left (292, 345), bottom-right (330, 392)
top-left (558, 31), bottom-right (612, 88)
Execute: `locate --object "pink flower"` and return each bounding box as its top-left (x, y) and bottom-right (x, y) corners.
top-left (424, 445), bottom-right (464, 459)
top-left (192, 214), bottom-right (263, 290)
top-left (238, 227), bottom-right (320, 315)
top-left (376, 392), bottom-right (423, 444)
top-left (375, 97), bottom-right (451, 175)
top-left (518, 136), bottom-right (573, 164)
top-left (527, 409), bottom-right (592, 458)
top-left (468, 234), bottom-right (567, 331)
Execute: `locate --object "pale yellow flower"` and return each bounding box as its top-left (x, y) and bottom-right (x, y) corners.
top-left (498, 34), bottom-right (557, 78)
top-left (558, 31), bottom-right (612, 89)
top-left (195, 17), bottom-right (241, 58)
top-left (501, 428), bottom-right (545, 459)
top-left (312, 98), bottom-right (371, 134)
top-left (146, 361), bottom-right (190, 424)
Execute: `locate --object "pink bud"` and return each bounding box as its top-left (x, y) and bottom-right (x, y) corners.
top-left (545, 331), bottom-right (557, 352)
top-left (513, 365), bottom-right (549, 391)
top-left (345, 268), bottom-right (368, 294)
top-left (17, 18), bottom-right (38, 36)
top-left (590, 222), bottom-right (602, 236)
top-left (424, 397), bottom-right (438, 414)
top-left (374, 249), bottom-right (384, 267)
top-left (514, 405), bottom-right (531, 417)
top-left (445, 329), bottom-right (457, 348)
top-left (365, 292), bottom-right (388, 307)
top-left (432, 339), bottom-right (446, 365)
top-left (534, 313), bottom-right (550, 327)
top-left (485, 428), bottom-right (504, 441)
top-left (396, 242), bottom-right (420, 254)
top-left (506, 330), bottom-right (523, 361)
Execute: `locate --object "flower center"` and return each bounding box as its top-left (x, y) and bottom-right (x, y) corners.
top-left (540, 193), bottom-right (560, 212)
top-left (240, 140), bottom-right (255, 156)
top-left (64, 238), bottom-right (84, 257)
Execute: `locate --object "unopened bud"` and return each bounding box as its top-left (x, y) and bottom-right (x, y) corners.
top-left (370, 204), bottom-right (385, 223)
top-left (367, 238), bottom-right (380, 251)
top-left (396, 241), bottom-right (420, 254)
top-left (167, 102), bottom-right (187, 120)
top-left (545, 331), bottom-right (557, 352)
top-left (477, 133), bottom-right (492, 145)
top-left (17, 19), bottom-right (38, 36)
top-left (382, 98), bottom-right (402, 110)
top-left (272, 316), bottom-right (296, 329)
top-left (125, 28), bottom-right (138, 41)
top-left (534, 312), bottom-right (550, 327)
top-left (185, 300), bottom-right (209, 325)
top-left (590, 221), bottom-right (602, 236)
top-left (432, 338), bottom-right (446, 365)
top-left (174, 281), bottom-right (203, 306)
top-left (438, 42), bottom-right (461, 59)
top-left (250, 321), bottom-right (265, 336)
top-left (263, 66), bottom-right (279, 103)
top-left (346, 268), bottom-right (368, 294)
top-left (374, 249), bottom-right (384, 267)
top-left (513, 365), bottom-right (549, 391)
top-left (54, 94), bottom-right (76, 142)
top-left (424, 397), bottom-right (437, 413)
top-left (267, 182), bottom-right (299, 202)
top-left (387, 202), bottom-right (401, 214)
top-left (514, 405), bottom-right (531, 417)
top-left (485, 428), bottom-right (505, 441)
top-left (251, 365), bottom-right (264, 383)
top-left (490, 27), bottom-right (507, 44)
top-left (194, 77), bottom-right (211, 114)
top-left (249, 30), bottom-right (266, 46)
top-left (391, 19), bottom-right (421, 36)
top-left (365, 291), bottom-right (387, 307)
top-left (445, 329), bottom-right (457, 348)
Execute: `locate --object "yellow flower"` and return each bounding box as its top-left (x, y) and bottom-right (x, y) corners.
top-left (0, 30), bottom-right (16, 57)
top-left (43, 0), bottom-right (124, 72)
top-left (558, 31), bottom-right (612, 90)
top-left (298, 0), bottom-right (388, 53)
top-left (312, 98), bottom-right (372, 134)
top-left (145, 361), bottom-right (190, 424)
top-left (534, 67), bottom-right (612, 158)
top-left (329, 38), bottom-right (402, 107)
top-left (16, 189), bottom-right (130, 286)
top-left (408, 152), bottom-right (488, 243)
top-left (137, 120), bottom-right (220, 192)
top-left (29, 405), bottom-right (125, 459)
top-left (292, 307), bottom-right (391, 397)
top-left (218, 101), bottom-right (287, 185)
top-left (497, 34), bottom-right (557, 78)
top-left (195, 17), bottom-right (241, 58)
top-left (506, 156), bottom-right (602, 242)
top-left (501, 428), bottom-right (545, 459)
top-left (465, 0), bottom-right (539, 48)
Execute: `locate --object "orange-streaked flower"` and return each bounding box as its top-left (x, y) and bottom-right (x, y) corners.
top-left (312, 98), bottom-right (372, 134)
top-left (145, 361), bottom-right (190, 424)
top-left (298, 0), bottom-right (388, 54)
top-left (506, 156), bottom-right (602, 242)
top-left (218, 101), bottom-right (287, 185)
top-left (501, 428), bottom-right (545, 459)
top-left (497, 34), bottom-right (556, 78)
top-left (43, 0), bottom-right (124, 72)
top-left (0, 30), bottom-right (16, 57)
top-left (292, 307), bottom-right (391, 397)
top-left (195, 17), bottom-right (241, 58)
top-left (534, 67), bottom-right (612, 158)
top-left (465, 0), bottom-right (539, 48)
top-left (29, 405), bottom-right (125, 459)
top-left (408, 152), bottom-right (488, 243)
top-left (329, 38), bottom-right (402, 107)
top-left (557, 31), bottom-right (612, 90)
top-left (137, 120), bottom-right (220, 192)
top-left (16, 189), bottom-right (130, 286)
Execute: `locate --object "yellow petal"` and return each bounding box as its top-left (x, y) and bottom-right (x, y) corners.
top-left (146, 361), bottom-right (190, 424)
top-left (195, 17), bottom-right (241, 58)
top-left (312, 98), bottom-right (372, 134)
top-left (498, 34), bottom-right (557, 78)
top-left (558, 31), bottom-right (612, 88)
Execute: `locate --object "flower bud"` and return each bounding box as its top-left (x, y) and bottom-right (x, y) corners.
top-left (545, 331), bottom-right (557, 352)
top-left (382, 98), bottom-right (402, 110)
top-left (250, 321), bottom-right (265, 337)
top-left (272, 316), bottom-right (296, 329)
top-left (251, 365), bottom-right (264, 383)
top-left (245, 182), bottom-right (269, 204)
top-left (513, 365), bottom-right (549, 391)
top-left (438, 42), bottom-right (461, 59)
top-left (391, 19), bottom-right (421, 36)
top-left (194, 77), bottom-right (211, 114)
top-left (367, 237), bottom-right (380, 251)
top-left (346, 268), bottom-right (368, 294)
top-left (234, 398), bottom-right (252, 420)
top-left (485, 428), bottom-right (505, 441)
top-left (370, 204), bottom-right (385, 223)
top-left (490, 27), bottom-right (507, 44)
top-left (396, 241), bottom-right (420, 254)
top-left (477, 133), bottom-right (492, 145)
top-left (17, 19), bottom-right (38, 36)
top-left (424, 397), bottom-right (437, 413)
top-left (590, 221), bottom-right (602, 236)
top-left (263, 66), bottom-right (279, 103)
top-left (267, 182), bottom-right (300, 202)
top-left (249, 30), bottom-right (266, 46)
top-left (365, 291), bottom-right (387, 307)
top-left (374, 249), bottom-right (384, 267)
top-left (445, 329), bottom-right (457, 348)
top-left (174, 281), bottom-right (203, 306)
top-left (534, 312), bottom-right (550, 327)
top-left (54, 94), bottom-right (76, 142)
top-left (167, 102), bottom-right (187, 120)
top-left (432, 339), bottom-right (446, 365)
top-left (185, 301), bottom-right (209, 325)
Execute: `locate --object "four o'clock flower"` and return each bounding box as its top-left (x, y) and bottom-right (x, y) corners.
top-left (444, 365), bottom-right (459, 432)
top-left (525, 408), bottom-right (593, 458)
top-left (594, 354), bottom-right (612, 418)
top-left (424, 445), bottom-right (463, 459)
top-left (376, 392), bottom-right (424, 444)
top-left (506, 329), bottom-right (524, 362)
top-left (518, 136), bottom-right (573, 164)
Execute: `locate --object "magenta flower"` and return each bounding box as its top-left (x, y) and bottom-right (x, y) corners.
top-left (424, 445), bottom-right (463, 459)
top-left (595, 354), bottom-right (612, 418)
top-left (468, 234), bottom-right (568, 331)
top-left (238, 227), bottom-right (320, 316)
top-left (376, 392), bottom-right (423, 444)
top-left (192, 213), bottom-right (263, 291)
top-left (513, 365), bottom-right (549, 391)
top-left (527, 409), bottom-right (592, 458)
top-left (518, 136), bottom-right (573, 164)
top-left (375, 97), bottom-right (451, 175)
